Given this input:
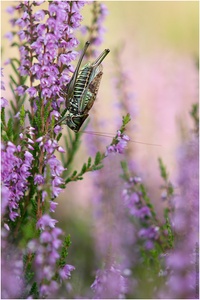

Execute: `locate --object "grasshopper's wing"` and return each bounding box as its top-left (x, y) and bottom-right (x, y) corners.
top-left (78, 65), bottom-right (103, 114)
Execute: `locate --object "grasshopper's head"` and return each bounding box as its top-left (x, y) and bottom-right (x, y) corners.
top-left (66, 114), bottom-right (89, 132)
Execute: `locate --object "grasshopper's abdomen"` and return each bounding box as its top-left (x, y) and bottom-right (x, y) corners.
top-left (73, 66), bottom-right (92, 107)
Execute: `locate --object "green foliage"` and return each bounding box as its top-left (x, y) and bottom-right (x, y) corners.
top-left (23, 252), bottom-right (39, 298)
top-left (190, 102), bottom-right (199, 135)
top-left (20, 105), bottom-right (25, 127)
top-left (120, 160), bottom-right (131, 181)
top-left (163, 208), bottom-right (174, 248)
top-left (8, 58), bottom-right (27, 117)
top-left (30, 198), bottom-right (38, 218)
top-left (20, 218), bottom-right (37, 247)
top-left (28, 282), bottom-right (39, 299)
top-left (7, 118), bottom-right (14, 141)
top-left (33, 99), bottom-right (42, 130)
top-left (65, 152), bottom-right (104, 184)
top-left (58, 235), bottom-right (71, 268)
top-left (23, 253), bottom-right (35, 285)
top-left (110, 113), bottom-right (131, 146)
top-left (158, 157), bottom-right (168, 181)
top-left (1, 107), bottom-right (6, 126)
top-left (158, 157), bottom-right (174, 197)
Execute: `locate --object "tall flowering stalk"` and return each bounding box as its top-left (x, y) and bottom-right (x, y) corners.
top-left (158, 133), bottom-right (199, 299)
top-left (1, 1), bottom-right (131, 298)
top-left (81, 1), bottom-right (108, 58)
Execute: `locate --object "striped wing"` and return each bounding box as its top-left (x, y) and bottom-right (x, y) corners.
top-left (79, 71), bottom-right (103, 114)
top-left (78, 66), bottom-right (103, 113)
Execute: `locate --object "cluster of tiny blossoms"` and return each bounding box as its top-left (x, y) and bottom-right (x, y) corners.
top-left (106, 130), bottom-right (130, 155)
top-left (2, 1), bottom-right (87, 298)
top-left (1, 141), bottom-right (34, 224)
top-left (81, 2), bottom-right (108, 49)
top-left (28, 214), bottom-right (74, 298)
top-left (91, 264), bottom-right (128, 299)
top-left (34, 136), bottom-right (65, 207)
top-left (1, 68), bottom-right (8, 108)
top-left (122, 175), bottom-right (160, 250)
top-left (7, 1), bottom-right (85, 130)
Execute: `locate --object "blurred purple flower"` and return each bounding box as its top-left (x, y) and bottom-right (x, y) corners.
top-left (159, 137), bottom-right (199, 298)
top-left (1, 229), bottom-right (25, 299)
top-left (1, 97), bottom-right (8, 108)
top-left (139, 226), bottom-right (159, 240)
top-left (91, 265), bottom-right (128, 298)
top-left (1, 68), bottom-right (9, 108)
top-left (59, 264), bottom-right (75, 280)
top-left (28, 214), bottom-right (74, 298)
top-left (36, 214), bottom-right (58, 230)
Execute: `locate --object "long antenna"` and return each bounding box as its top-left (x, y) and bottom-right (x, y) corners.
top-left (79, 130), bottom-right (162, 147)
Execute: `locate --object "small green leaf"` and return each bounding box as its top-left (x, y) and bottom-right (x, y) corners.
top-left (20, 105), bottom-right (25, 126)
top-left (87, 156), bottom-right (92, 168)
top-left (94, 151), bottom-right (101, 165)
top-left (10, 59), bottom-right (20, 76)
top-left (9, 74), bottom-right (18, 86)
top-left (7, 118), bottom-right (13, 139)
top-left (28, 282), bottom-right (39, 299)
top-left (58, 235), bottom-right (71, 268)
top-left (10, 100), bottom-right (16, 113)
top-left (1, 107), bottom-right (6, 125)
top-left (2, 134), bottom-right (9, 142)
top-left (81, 163), bottom-right (87, 174)
top-left (92, 164), bottom-right (103, 171)
top-left (57, 132), bottom-right (62, 141)
top-left (21, 75), bottom-right (28, 85)
top-left (158, 158), bottom-right (168, 181)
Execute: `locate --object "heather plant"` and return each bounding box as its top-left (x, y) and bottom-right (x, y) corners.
top-left (1, 1), bottom-right (130, 298)
top-left (1, 1), bottom-right (199, 299)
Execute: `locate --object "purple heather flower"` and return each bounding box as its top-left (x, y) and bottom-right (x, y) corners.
top-left (37, 214), bottom-right (57, 230)
top-left (1, 244), bottom-right (25, 298)
top-left (135, 206), bottom-right (151, 219)
top-left (139, 226), bottom-right (159, 240)
top-left (1, 68), bottom-right (5, 91)
top-left (1, 97), bottom-right (8, 107)
top-left (59, 264), bottom-right (75, 280)
top-left (49, 201), bottom-right (58, 212)
top-left (34, 174), bottom-right (45, 185)
top-left (26, 87), bottom-right (37, 97)
top-left (28, 214), bottom-right (74, 298)
top-left (15, 85), bottom-right (26, 95)
top-left (105, 132), bottom-right (130, 155)
top-left (40, 281), bottom-right (59, 298)
top-left (1, 142), bottom-right (33, 221)
top-left (83, 2), bottom-right (108, 50)
top-left (91, 265), bottom-right (128, 298)
top-left (4, 31), bottom-right (13, 41)
top-left (6, 6), bottom-right (15, 14)
top-left (34, 10), bottom-right (45, 22)
top-left (7, 0), bottom-right (86, 129)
